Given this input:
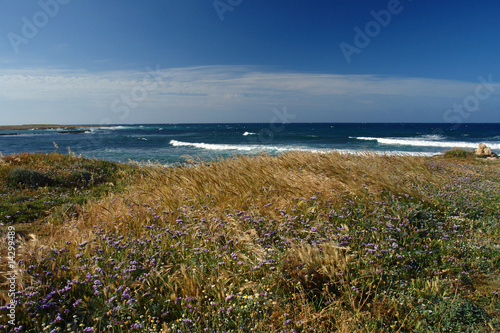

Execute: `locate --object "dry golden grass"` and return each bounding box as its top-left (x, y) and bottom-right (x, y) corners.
top-left (2, 151), bottom-right (499, 332)
top-left (3, 152), bottom-right (460, 294)
top-left (126, 152), bottom-right (441, 222)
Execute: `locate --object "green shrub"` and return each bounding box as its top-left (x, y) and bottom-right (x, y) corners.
top-left (65, 169), bottom-right (94, 186)
top-left (417, 296), bottom-right (491, 332)
top-left (443, 149), bottom-right (475, 159)
top-left (7, 168), bottom-right (54, 188)
top-left (80, 160), bottom-right (119, 184)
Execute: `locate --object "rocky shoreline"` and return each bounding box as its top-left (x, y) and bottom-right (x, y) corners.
top-left (0, 124), bottom-right (94, 135)
top-left (474, 143), bottom-right (498, 159)
top-left (0, 124), bottom-right (92, 130)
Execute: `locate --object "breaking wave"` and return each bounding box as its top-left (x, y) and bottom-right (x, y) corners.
top-left (355, 137), bottom-right (500, 149)
top-left (169, 140), bottom-right (436, 156)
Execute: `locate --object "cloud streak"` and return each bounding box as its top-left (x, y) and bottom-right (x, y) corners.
top-left (0, 66), bottom-right (499, 124)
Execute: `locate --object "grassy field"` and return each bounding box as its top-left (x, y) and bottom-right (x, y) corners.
top-left (0, 151), bottom-right (499, 332)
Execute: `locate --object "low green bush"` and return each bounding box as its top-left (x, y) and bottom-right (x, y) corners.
top-left (416, 296), bottom-right (491, 332)
top-left (443, 149), bottom-right (475, 159)
top-left (65, 169), bottom-right (94, 186)
top-left (7, 168), bottom-right (54, 188)
top-left (0, 153), bottom-right (137, 224)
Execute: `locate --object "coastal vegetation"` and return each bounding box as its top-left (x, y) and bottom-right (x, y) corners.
top-left (0, 152), bottom-right (499, 332)
top-left (442, 148), bottom-right (476, 159)
top-left (0, 152), bottom-right (137, 230)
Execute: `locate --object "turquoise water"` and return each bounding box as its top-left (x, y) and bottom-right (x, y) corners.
top-left (1, 123), bottom-right (499, 164)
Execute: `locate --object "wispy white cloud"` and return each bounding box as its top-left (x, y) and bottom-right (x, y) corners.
top-left (0, 66), bottom-right (499, 124)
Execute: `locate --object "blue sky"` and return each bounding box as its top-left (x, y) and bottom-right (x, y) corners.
top-left (0, 0), bottom-right (499, 124)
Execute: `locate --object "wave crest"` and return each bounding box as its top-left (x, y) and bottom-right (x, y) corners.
top-left (170, 140), bottom-right (259, 151)
top-left (169, 140), bottom-right (437, 156)
top-left (355, 137), bottom-right (500, 149)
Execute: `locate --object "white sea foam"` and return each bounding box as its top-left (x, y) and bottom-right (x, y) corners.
top-left (92, 125), bottom-right (129, 131)
top-left (27, 127), bottom-right (67, 132)
top-left (170, 140), bottom-right (261, 151)
top-left (169, 140), bottom-right (437, 156)
top-left (170, 139), bottom-right (334, 153)
top-left (355, 137), bottom-right (500, 149)
top-left (174, 140), bottom-right (313, 152)
top-left (418, 134), bottom-right (445, 140)
top-left (109, 125), bottom-right (128, 130)
top-left (243, 132), bottom-right (256, 136)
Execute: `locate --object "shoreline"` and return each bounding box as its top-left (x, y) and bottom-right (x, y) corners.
top-left (0, 124), bottom-right (96, 136)
top-left (0, 124), bottom-right (95, 131)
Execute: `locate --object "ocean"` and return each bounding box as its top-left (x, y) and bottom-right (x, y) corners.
top-left (1, 123), bottom-right (499, 165)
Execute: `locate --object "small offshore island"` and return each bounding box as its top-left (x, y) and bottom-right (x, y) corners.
top-left (0, 125), bottom-right (94, 135)
top-left (0, 125), bottom-right (84, 131)
top-left (0, 150), bottom-right (499, 332)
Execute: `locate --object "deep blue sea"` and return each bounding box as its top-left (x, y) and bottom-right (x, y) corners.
top-left (1, 123), bottom-right (499, 165)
